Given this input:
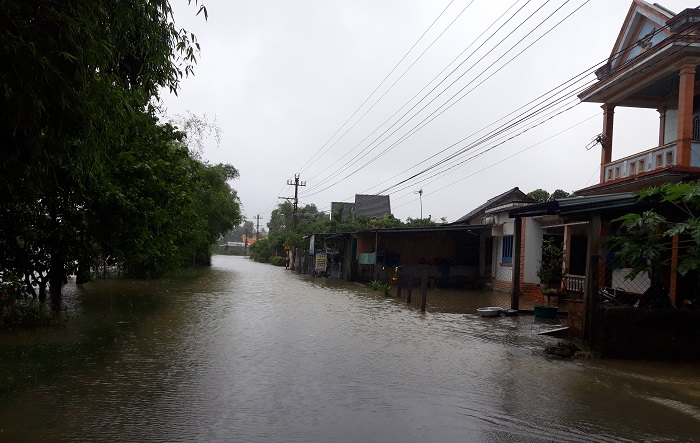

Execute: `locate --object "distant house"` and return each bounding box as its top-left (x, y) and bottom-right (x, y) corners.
top-left (453, 187), bottom-right (536, 292)
top-left (453, 187), bottom-right (532, 225)
top-left (355, 194), bottom-right (391, 218)
top-left (331, 194), bottom-right (391, 221)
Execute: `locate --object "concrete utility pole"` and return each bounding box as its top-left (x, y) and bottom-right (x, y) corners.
top-left (254, 214), bottom-right (263, 239)
top-left (285, 174), bottom-right (306, 231)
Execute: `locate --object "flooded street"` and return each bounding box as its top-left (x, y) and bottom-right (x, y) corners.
top-left (1, 255), bottom-right (699, 442)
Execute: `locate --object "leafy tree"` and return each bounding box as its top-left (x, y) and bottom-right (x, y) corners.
top-left (528, 189), bottom-right (551, 202)
top-left (528, 189), bottom-right (572, 203)
top-left (551, 189), bottom-right (571, 200)
top-left (404, 217), bottom-right (437, 227)
top-left (168, 111), bottom-right (221, 161)
top-left (536, 238), bottom-right (565, 284)
top-left (0, 1), bottom-right (241, 307)
top-left (609, 182), bottom-right (700, 283)
top-left (85, 117), bottom-right (241, 277)
top-left (224, 220), bottom-right (257, 242)
top-left (267, 202), bottom-right (328, 235)
top-left (268, 202), bottom-right (295, 235)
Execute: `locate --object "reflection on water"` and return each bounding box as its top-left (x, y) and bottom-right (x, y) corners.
top-left (1, 255), bottom-right (699, 442)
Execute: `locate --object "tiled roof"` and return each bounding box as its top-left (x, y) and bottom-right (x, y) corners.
top-left (355, 194), bottom-right (391, 218)
top-left (453, 187), bottom-right (534, 224)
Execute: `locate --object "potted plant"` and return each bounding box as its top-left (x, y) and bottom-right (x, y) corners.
top-left (536, 238), bottom-right (565, 293)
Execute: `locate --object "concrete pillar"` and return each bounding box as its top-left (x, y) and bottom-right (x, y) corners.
top-left (677, 63), bottom-right (696, 166)
top-left (512, 217), bottom-right (523, 310)
top-left (563, 224), bottom-right (573, 291)
top-left (658, 107), bottom-right (666, 146)
top-left (600, 104), bottom-right (615, 183)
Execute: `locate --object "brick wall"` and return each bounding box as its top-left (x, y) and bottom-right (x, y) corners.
top-left (493, 278), bottom-right (512, 292)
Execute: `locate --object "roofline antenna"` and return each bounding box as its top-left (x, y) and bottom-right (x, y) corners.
top-left (585, 133), bottom-right (607, 151)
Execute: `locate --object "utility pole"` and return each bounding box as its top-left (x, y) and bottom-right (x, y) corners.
top-left (283, 174), bottom-right (306, 232)
top-left (254, 214), bottom-right (263, 239)
top-left (414, 188), bottom-right (423, 219)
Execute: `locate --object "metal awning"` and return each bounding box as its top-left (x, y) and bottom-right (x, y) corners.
top-left (509, 192), bottom-right (642, 218)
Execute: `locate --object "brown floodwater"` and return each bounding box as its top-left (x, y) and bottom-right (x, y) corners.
top-left (1, 255), bottom-right (699, 442)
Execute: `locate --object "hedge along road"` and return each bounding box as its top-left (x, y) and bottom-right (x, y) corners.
top-left (1, 255), bottom-right (699, 442)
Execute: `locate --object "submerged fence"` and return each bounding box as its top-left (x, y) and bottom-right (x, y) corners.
top-left (591, 247), bottom-right (700, 359)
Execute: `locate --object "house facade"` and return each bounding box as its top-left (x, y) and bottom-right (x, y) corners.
top-left (452, 187), bottom-right (538, 292)
top-left (577, 1), bottom-right (700, 195)
top-left (510, 1), bottom-right (700, 357)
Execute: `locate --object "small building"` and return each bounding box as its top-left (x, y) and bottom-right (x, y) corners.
top-left (331, 194), bottom-right (392, 221)
top-left (452, 187), bottom-right (537, 292)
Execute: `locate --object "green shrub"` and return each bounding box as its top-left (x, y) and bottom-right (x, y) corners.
top-left (270, 256), bottom-right (286, 267)
top-left (0, 270), bottom-right (52, 329)
top-left (1, 299), bottom-right (52, 329)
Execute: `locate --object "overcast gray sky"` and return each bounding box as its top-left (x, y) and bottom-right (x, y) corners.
top-left (161, 0), bottom-right (699, 226)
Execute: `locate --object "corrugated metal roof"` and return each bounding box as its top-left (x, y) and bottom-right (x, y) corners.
top-left (509, 192), bottom-right (640, 218)
top-left (362, 224), bottom-right (488, 234)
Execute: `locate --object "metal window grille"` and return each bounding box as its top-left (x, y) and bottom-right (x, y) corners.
top-left (502, 235), bottom-right (513, 264)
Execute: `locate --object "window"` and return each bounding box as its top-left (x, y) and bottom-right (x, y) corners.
top-left (666, 150), bottom-right (674, 166)
top-left (638, 158), bottom-right (646, 173)
top-left (694, 116), bottom-right (700, 140)
top-left (502, 235), bottom-right (513, 264)
top-left (628, 162), bottom-right (636, 175)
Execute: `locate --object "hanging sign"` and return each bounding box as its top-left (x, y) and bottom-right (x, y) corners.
top-left (315, 252), bottom-right (327, 272)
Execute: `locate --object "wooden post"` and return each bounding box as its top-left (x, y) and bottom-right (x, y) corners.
top-left (583, 214), bottom-right (601, 343)
top-left (406, 270), bottom-right (413, 304)
top-left (396, 266), bottom-right (402, 299)
top-left (512, 216), bottom-right (523, 310)
top-left (420, 272), bottom-right (428, 312)
top-left (373, 232), bottom-right (379, 281)
top-left (670, 234), bottom-right (680, 306)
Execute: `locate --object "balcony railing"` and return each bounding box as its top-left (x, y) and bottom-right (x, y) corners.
top-left (564, 274), bottom-right (585, 293)
top-left (603, 143), bottom-right (677, 182)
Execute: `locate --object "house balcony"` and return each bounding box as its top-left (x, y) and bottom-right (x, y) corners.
top-left (601, 141), bottom-right (700, 183)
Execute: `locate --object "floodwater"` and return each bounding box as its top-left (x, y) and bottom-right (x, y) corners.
top-left (1, 256), bottom-right (699, 442)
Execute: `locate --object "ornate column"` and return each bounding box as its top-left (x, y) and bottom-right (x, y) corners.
top-left (600, 104), bottom-right (615, 183)
top-left (677, 63), bottom-right (696, 166)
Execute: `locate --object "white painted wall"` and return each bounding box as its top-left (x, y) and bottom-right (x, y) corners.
top-left (495, 261), bottom-right (512, 283)
top-left (612, 269), bottom-right (650, 293)
top-left (493, 211), bottom-right (514, 286)
top-left (523, 217), bottom-right (543, 284)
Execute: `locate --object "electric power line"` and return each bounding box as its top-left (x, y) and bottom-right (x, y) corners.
top-left (296, 0), bottom-right (460, 175)
top-left (303, 0), bottom-right (586, 197)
